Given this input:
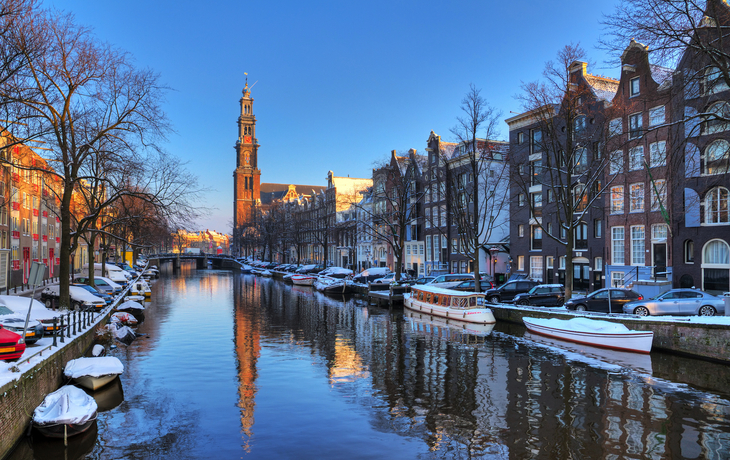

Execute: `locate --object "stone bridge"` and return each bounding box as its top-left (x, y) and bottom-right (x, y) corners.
top-left (148, 253), bottom-right (242, 270)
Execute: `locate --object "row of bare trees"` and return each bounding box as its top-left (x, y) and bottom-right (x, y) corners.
top-left (0, 1), bottom-right (204, 307)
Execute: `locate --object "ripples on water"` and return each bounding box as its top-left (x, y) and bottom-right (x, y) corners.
top-left (10, 267), bottom-right (730, 459)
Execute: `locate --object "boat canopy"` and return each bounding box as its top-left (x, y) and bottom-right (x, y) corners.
top-left (64, 357), bottom-right (124, 379)
top-left (33, 386), bottom-right (97, 425)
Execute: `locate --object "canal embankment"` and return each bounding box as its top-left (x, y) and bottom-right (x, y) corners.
top-left (0, 282), bottom-right (136, 459)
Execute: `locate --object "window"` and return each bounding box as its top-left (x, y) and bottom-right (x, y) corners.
top-left (594, 219), bottom-right (602, 238)
top-left (451, 238), bottom-right (457, 253)
top-left (517, 132), bottom-right (525, 144)
top-left (575, 222), bottom-right (588, 250)
top-left (530, 256), bottom-right (543, 281)
top-left (612, 227), bottom-right (625, 264)
top-left (425, 208), bottom-right (431, 228)
top-left (704, 102), bottom-right (730, 134)
top-left (649, 106), bottom-right (665, 126)
top-left (559, 256), bottom-right (566, 269)
top-left (518, 224), bottom-right (525, 237)
top-left (595, 257), bottom-right (603, 271)
top-left (574, 116), bottom-right (587, 135)
top-left (649, 141), bottom-right (666, 167)
top-left (546, 256), bottom-right (554, 269)
top-left (573, 183), bottom-right (587, 212)
top-left (685, 240), bottom-right (694, 263)
top-left (531, 225), bottom-right (542, 250)
top-left (652, 224), bottom-right (668, 241)
top-left (517, 256), bottom-right (525, 271)
top-left (440, 206), bottom-right (446, 227)
top-left (629, 113), bottom-right (642, 139)
top-left (630, 77), bottom-right (640, 96)
top-left (610, 150), bottom-right (624, 174)
top-left (630, 183), bottom-right (645, 212)
top-left (706, 187), bottom-right (729, 224)
top-left (531, 192), bottom-right (542, 217)
top-left (705, 66), bottom-right (729, 95)
top-left (610, 186), bottom-right (624, 214)
top-left (629, 146), bottom-right (644, 171)
top-left (560, 225), bottom-right (566, 239)
top-left (609, 118), bottom-right (622, 137)
top-left (705, 139), bottom-right (730, 175)
top-left (547, 189), bottom-right (555, 203)
top-left (547, 222), bottom-right (553, 236)
top-left (518, 193), bottom-right (526, 207)
top-left (651, 179), bottom-right (667, 212)
top-left (574, 148), bottom-right (588, 174)
top-left (530, 129), bottom-right (542, 154)
top-left (631, 225), bottom-right (645, 265)
top-left (611, 271), bottom-right (625, 287)
top-left (530, 159), bottom-right (542, 185)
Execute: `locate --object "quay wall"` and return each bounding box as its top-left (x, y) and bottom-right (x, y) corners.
top-left (490, 305), bottom-right (730, 364)
top-left (0, 310), bottom-right (111, 458)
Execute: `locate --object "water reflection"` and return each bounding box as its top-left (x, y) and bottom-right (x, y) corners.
top-left (234, 275), bottom-right (730, 459)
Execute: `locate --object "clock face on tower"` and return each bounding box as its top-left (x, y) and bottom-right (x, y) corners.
top-left (244, 136), bottom-right (252, 144)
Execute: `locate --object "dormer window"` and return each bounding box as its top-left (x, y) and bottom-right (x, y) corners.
top-left (630, 77), bottom-right (640, 96)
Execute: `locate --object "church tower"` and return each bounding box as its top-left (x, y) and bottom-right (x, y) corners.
top-left (233, 79), bottom-right (261, 252)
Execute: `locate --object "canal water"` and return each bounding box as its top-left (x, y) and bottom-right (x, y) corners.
top-left (10, 266), bottom-right (730, 459)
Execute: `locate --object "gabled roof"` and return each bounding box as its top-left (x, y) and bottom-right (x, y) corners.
top-left (584, 74), bottom-right (620, 102)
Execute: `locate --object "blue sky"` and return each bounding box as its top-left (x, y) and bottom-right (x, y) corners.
top-left (54, 0), bottom-right (621, 233)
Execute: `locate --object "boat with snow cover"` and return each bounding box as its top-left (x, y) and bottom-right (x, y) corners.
top-left (522, 317), bottom-right (654, 354)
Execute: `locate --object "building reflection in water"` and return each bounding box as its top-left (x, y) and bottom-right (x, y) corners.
top-left (235, 276), bottom-right (730, 459)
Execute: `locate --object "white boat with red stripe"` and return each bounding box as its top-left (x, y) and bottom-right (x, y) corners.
top-left (291, 274), bottom-right (316, 286)
top-left (522, 317), bottom-right (653, 354)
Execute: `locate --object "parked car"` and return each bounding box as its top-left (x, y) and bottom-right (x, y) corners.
top-left (0, 327), bottom-right (25, 361)
top-left (565, 288), bottom-right (643, 313)
top-left (513, 284), bottom-right (565, 307)
top-left (427, 274), bottom-right (475, 289)
top-left (622, 288), bottom-right (726, 316)
top-left (0, 295), bottom-right (64, 336)
top-left (0, 305), bottom-right (44, 344)
top-left (404, 276), bottom-right (435, 286)
top-left (450, 280), bottom-right (486, 292)
top-left (40, 285), bottom-right (106, 311)
top-left (484, 280), bottom-right (541, 304)
top-left (73, 276), bottom-right (122, 295)
top-left (72, 284), bottom-right (114, 304)
top-left (372, 273), bottom-right (410, 284)
top-left (353, 267), bottom-right (392, 284)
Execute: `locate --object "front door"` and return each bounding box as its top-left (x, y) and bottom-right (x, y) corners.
top-left (573, 263), bottom-right (589, 292)
top-left (653, 243), bottom-right (667, 279)
top-left (49, 248), bottom-right (54, 277)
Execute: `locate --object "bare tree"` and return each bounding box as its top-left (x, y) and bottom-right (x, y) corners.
top-left (446, 84), bottom-right (507, 292)
top-left (0, 8), bottom-right (170, 307)
top-left (514, 44), bottom-right (618, 298)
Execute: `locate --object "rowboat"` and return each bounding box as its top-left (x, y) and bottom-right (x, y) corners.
top-left (291, 274), bottom-right (315, 286)
top-left (64, 357), bottom-right (125, 390)
top-left (33, 386), bottom-right (98, 438)
top-left (404, 285), bottom-right (495, 324)
top-left (522, 317), bottom-right (654, 354)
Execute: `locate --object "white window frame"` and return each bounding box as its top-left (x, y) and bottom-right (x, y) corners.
top-left (612, 226), bottom-right (625, 265)
top-left (631, 225), bottom-right (645, 265)
top-left (629, 146), bottom-right (644, 171)
top-left (630, 183), bottom-right (645, 212)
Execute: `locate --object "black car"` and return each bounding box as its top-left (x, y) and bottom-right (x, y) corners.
top-left (513, 284), bottom-right (565, 307)
top-left (72, 283), bottom-right (114, 304)
top-left (484, 280), bottom-right (540, 304)
top-left (564, 288), bottom-right (644, 313)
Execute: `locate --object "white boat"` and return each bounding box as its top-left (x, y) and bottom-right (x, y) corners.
top-left (32, 386), bottom-right (98, 438)
top-left (64, 357), bottom-right (125, 390)
top-left (260, 270), bottom-right (273, 277)
top-left (291, 274), bottom-right (315, 286)
top-left (130, 279), bottom-right (152, 298)
top-left (522, 317), bottom-right (654, 354)
top-left (404, 285), bottom-right (496, 324)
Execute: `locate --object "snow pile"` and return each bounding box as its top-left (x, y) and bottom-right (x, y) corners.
top-left (64, 357), bottom-right (124, 378)
top-left (33, 385), bottom-right (97, 425)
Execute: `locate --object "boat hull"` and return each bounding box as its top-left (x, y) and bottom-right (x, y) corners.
top-left (291, 276), bottom-right (315, 286)
top-left (34, 418), bottom-right (96, 438)
top-left (523, 317), bottom-right (653, 354)
top-left (72, 374), bottom-right (120, 391)
top-left (404, 296), bottom-right (496, 324)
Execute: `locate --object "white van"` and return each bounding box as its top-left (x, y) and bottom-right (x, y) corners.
top-left (83, 263), bottom-right (128, 285)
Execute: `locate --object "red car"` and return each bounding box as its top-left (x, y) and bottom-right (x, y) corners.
top-left (0, 326), bottom-right (26, 361)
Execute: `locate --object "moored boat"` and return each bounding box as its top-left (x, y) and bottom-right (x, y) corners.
top-left (404, 285), bottom-right (496, 324)
top-left (522, 317), bottom-right (654, 354)
top-left (32, 386), bottom-right (98, 438)
top-left (64, 357), bottom-right (125, 390)
top-left (291, 274), bottom-right (315, 286)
